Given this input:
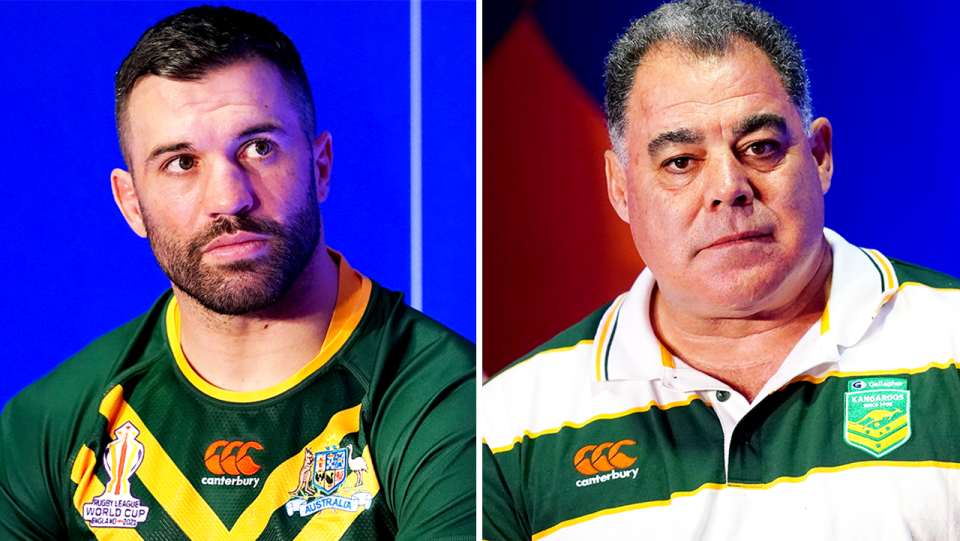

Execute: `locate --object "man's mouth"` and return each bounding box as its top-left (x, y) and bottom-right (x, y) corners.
top-left (203, 232), bottom-right (272, 260)
top-left (702, 230), bottom-right (773, 252)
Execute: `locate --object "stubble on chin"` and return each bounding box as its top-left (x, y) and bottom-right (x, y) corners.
top-left (142, 203), bottom-right (320, 316)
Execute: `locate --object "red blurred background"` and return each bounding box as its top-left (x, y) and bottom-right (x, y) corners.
top-left (483, 3), bottom-right (645, 376)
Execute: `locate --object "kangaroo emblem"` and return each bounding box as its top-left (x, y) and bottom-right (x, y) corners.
top-left (845, 379), bottom-right (911, 459)
top-left (289, 448), bottom-right (318, 497)
top-left (854, 408), bottom-right (902, 428)
top-left (283, 444), bottom-right (375, 518)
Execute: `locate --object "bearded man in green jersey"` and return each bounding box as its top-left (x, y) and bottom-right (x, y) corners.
top-left (0, 6), bottom-right (474, 540)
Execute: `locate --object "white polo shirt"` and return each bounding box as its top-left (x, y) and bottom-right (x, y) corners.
top-left (483, 229), bottom-right (960, 540)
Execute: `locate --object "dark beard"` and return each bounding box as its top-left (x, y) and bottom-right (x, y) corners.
top-left (143, 195), bottom-right (320, 316)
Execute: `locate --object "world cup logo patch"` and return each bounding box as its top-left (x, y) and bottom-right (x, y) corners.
top-left (82, 421), bottom-right (151, 528)
top-left (844, 377), bottom-right (911, 458)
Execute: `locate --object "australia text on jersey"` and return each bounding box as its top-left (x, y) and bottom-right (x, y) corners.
top-left (285, 444), bottom-right (373, 517)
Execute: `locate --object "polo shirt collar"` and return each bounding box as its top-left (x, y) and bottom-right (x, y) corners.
top-left (593, 228), bottom-right (897, 384)
top-left (821, 228), bottom-right (899, 347)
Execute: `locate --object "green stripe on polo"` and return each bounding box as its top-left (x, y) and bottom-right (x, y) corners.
top-left (891, 259), bottom-right (960, 290)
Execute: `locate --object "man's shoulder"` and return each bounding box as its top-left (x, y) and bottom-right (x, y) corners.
top-left (890, 258), bottom-right (960, 290)
top-left (0, 291), bottom-right (172, 503)
top-left (2, 292), bottom-right (172, 425)
top-left (878, 258), bottom-right (960, 339)
top-left (487, 301), bottom-right (613, 384)
top-left (350, 280), bottom-right (474, 372)
top-left (348, 278), bottom-right (474, 441)
top-left (346, 281), bottom-right (476, 540)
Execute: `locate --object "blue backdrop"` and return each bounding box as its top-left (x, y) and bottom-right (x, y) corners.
top-left (1, 1), bottom-right (475, 405)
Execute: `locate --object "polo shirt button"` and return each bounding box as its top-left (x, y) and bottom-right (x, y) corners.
top-left (716, 390), bottom-right (730, 402)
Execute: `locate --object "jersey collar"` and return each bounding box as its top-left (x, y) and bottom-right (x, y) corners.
top-left (164, 248), bottom-right (372, 403)
top-left (592, 228), bottom-right (897, 384)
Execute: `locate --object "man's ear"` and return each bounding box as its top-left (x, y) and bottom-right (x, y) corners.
top-left (313, 131), bottom-right (332, 203)
top-left (809, 117), bottom-right (833, 195)
top-left (111, 169), bottom-right (147, 238)
top-left (605, 149), bottom-right (631, 223)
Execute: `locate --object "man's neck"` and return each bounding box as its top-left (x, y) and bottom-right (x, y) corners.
top-left (174, 247), bottom-right (340, 393)
top-left (652, 243), bottom-right (833, 403)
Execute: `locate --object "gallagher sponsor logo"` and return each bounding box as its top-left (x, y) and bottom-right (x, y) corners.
top-left (573, 440), bottom-right (639, 488)
top-left (202, 440), bottom-right (263, 488)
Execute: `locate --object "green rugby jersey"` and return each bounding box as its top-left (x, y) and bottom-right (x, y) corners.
top-left (483, 229), bottom-right (960, 540)
top-left (0, 255), bottom-right (475, 540)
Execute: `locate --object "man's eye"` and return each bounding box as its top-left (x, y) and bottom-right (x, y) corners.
top-left (165, 156), bottom-right (195, 173)
top-left (243, 140), bottom-right (273, 158)
top-left (744, 141), bottom-right (777, 156)
top-left (665, 157), bottom-right (693, 172)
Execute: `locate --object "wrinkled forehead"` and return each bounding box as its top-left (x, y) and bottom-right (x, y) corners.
top-left (623, 40), bottom-right (800, 149)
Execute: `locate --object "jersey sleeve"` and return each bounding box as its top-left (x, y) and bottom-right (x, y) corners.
top-left (370, 325), bottom-right (476, 541)
top-left (0, 388), bottom-right (70, 539)
top-left (482, 442), bottom-right (532, 540)
top-left (0, 320), bottom-right (132, 541)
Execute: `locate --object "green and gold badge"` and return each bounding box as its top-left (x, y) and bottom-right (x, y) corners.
top-left (844, 377), bottom-right (910, 458)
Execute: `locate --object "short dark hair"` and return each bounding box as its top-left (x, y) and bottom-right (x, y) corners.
top-left (115, 5), bottom-right (316, 166)
top-left (604, 0), bottom-right (810, 162)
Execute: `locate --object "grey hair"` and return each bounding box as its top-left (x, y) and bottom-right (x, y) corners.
top-left (604, 0), bottom-right (811, 164)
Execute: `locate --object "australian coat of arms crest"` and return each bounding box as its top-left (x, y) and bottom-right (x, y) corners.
top-left (286, 444), bottom-right (373, 518)
top-left (844, 378), bottom-right (911, 458)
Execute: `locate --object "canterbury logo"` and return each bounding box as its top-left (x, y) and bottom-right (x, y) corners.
top-left (204, 441), bottom-right (263, 476)
top-left (573, 440), bottom-right (637, 475)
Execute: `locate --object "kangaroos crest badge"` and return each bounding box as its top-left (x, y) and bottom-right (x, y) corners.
top-left (285, 445), bottom-right (373, 518)
top-left (82, 421), bottom-right (151, 528)
top-left (844, 378), bottom-right (911, 458)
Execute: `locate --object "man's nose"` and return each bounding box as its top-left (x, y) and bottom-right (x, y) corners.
top-left (702, 152), bottom-right (755, 209)
top-left (204, 158), bottom-right (256, 217)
